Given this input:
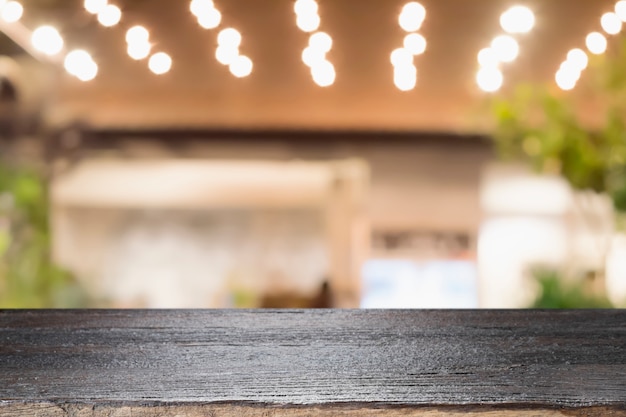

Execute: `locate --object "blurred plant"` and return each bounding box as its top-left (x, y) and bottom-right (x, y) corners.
top-left (0, 161), bottom-right (92, 308)
top-left (487, 37), bottom-right (626, 308)
top-left (531, 269), bottom-right (613, 309)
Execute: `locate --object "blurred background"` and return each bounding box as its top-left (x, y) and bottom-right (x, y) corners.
top-left (1, 0), bottom-right (626, 308)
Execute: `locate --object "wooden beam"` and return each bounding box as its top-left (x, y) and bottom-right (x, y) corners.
top-left (1, 310), bottom-right (625, 416)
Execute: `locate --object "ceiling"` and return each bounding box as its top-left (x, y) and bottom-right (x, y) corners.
top-left (16, 0), bottom-right (618, 132)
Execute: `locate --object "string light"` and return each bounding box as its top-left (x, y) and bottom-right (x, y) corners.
top-left (295, 0), bottom-right (334, 87)
top-left (601, 12), bottom-right (622, 35)
top-left (586, 32), bottom-right (608, 54)
top-left (84, 0), bottom-right (107, 15)
top-left (403, 33), bottom-right (426, 55)
top-left (500, 6), bottom-right (535, 34)
top-left (97, 3), bottom-right (121, 27)
top-left (64, 49), bottom-right (98, 82)
top-left (475, 6), bottom-right (534, 93)
top-left (398, 2), bottom-right (426, 32)
top-left (229, 55), bottom-right (253, 78)
top-left (148, 52), bottom-right (172, 75)
top-left (1, 1), bottom-right (22, 23)
top-left (31, 26), bottom-right (64, 56)
top-left (392, 2), bottom-right (425, 91)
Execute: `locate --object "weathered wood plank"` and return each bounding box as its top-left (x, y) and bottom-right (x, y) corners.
top-left (0, 310), bottom-right (625, 416)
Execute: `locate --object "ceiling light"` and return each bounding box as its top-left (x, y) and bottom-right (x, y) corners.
top-left (500, 5), bottom-right (535, 34)
top-left (490, 35), bottom-right (519, 63)
top-left (215, 45), bottom-right (239, 65)
top-left (294, 0), bottom-right (318, 16)
top-left (197, 8), bottom-right (221, 29)
top-left (390, 47), bottom-right (413, 67)
top-left (477, 47), bottom-right (499, 67)
top-left (394, 64), bottom-right (417, 91)
top-left (476, 66), bottom-right (503, 92)
top-left (229, 55), bottom-right (253, 77)
top-left (1, 1), bottom-right (22, 23)
top-left (127, 42), bottom-right (151, 60)
top-left (97, 4), bottom-right (121, 27)
top-left (403, 33), bottom-right (426, 55)
top-left (601, 12), bottom-right (622, 35)
top-left (148, 52), bottom-right (172, 75)
top-left (586, 32), bottom-right (608, 54)
top-left (217, 28), bottom-right (242, 48)
top-left (566, 48), bottom-right (588, 70)
top-left (616, 0), bottom-right (626, 22)
top-left (190, 0), bottom-right (214, 17)
top-left (309, 32), bottom-right (332, 53)
top-left (296, 13), bottom-right (320, 32)
top-left (302, 46), bottom-right (326, 67)
top-left (126, 26), bottom-right (149, 44)
top-left (398, 2), bottom-right (426, 32)
top-left (311, 60), bottom-right (335, 87)
top-left (64, 50), bottom-right (98, 81)
top-left (31, 26), bottom-right (64, 56)
top-left (84, 0), bottom-right (107, 14)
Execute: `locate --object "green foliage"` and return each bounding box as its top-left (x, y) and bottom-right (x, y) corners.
top-left (531, 269), bottom-right (613, 309)
top-left (489, 37), bottom-right (626, 209)
top-left (0, 162), bottom-right (92, 308)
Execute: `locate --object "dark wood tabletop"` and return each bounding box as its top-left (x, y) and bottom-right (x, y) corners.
top-left (0, 309), bottom-right (625, 416)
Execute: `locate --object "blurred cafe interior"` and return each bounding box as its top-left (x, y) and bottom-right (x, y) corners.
top-left (1, 0), bottom-right (626, 309)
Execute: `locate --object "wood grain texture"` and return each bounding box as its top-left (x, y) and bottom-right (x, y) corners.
top-left (0, 310), bottom-right (625, 416)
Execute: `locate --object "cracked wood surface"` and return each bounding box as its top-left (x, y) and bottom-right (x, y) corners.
top-left (0, 310), bottom-right (625, 416)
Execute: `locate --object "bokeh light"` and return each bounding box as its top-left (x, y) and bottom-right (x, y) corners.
top-left (1, 1), bottom-right (23, 23)
top-left (490, 35), bottom-right (519, 63)
top-left (84, 0), bottom-right (107, 15)
top-left (311, 60), bottom-right (336, 87)
top-left (586, 32), bottom-right (608, 54)
top-left (197, 8), bottom-right (221, 29)
top-left (393, 64), bottom-right (417, 91)
top-left (309, 32), bottom-right (332, 53)
top-left (601, 12), bottom-right (622, 35)
top-left (403, 33), bottom-right (427, 55)
top-left (229, 55), bottom-right (253, 78)
top-left (215, 45), bottom-right (239, 65)
top-left (217, 28), bottom-right (242, 48)
top-left (398, 2), bottom-right (426, 32)
top-left (476, 66), bottom-right (503, 92)
top-left (500, 6), bottom-right (535, 34)
top-left (148, 52), bottom-right (172, 75)
top-left (477, 47), bottom-right (499, 67)
top-left (97, 4), bottom-right (121, 27)
top-left (390, 47), bottom-right (413, 67)
top-left (127, 42), bottom-right (151, 60)
top-left (566, 48), bottom-right (588, 70)
top-left (31, 26), bottom-right (64, 56)
top-left (64, 49), bottom-right (98, 82)
top-left (296, 13), bottom-right (321, 32)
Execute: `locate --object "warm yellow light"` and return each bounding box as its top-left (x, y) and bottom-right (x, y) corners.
top-left (127, 42), bottom-right (151, 60)
top-left (566, 48), bottom-right (588, 70)
top-left (601, 12), bottom-right (622, 35)
top-left (97, 4), bottom-right (121, 27)
top-left (64, 49), bottom-right (98, 82)
top-left (586, 32), bottom-right (607, 54)
top-left (190, 0), bottom-right (214, 17)
top-left (302, 46), bottom-right (326, 67)
top-left (148, 52), bottom-right (172, 75)
top-left (490, 35), bottom-right (519, 63)
top-left (398, 2), bottom-right (426, 32)
top-left (294, 0), bottom-right (318, 16)
top-left (393, 65), bottom-right (417, 91)
top-left (229, 55), bottom-right (253, 78)
top-left (476, 66), bottom-right (503, 93)
top-left (311, 60), bottom-right (335, 87)
top-left (500, 5), bottom-right (535, 34)
top-left (617, 0), bottom-right (626, 22)
top-left (217, 28), bottom-right (242, 48)
top-left (126, 26), bottom-right (149, 44)
top-left (296, 13), bottom-right (320, 32)
top-left (555, 65), bottom-right (579, 91)
top-left (32, 25), bottom-right (64, 56)
top-left (1, 1), bottom-right (22, 23)
top-left (477, 47), bottom-right (499, 67)
top-left (403, 33), bottom-right (426, 55)
top-left (309, 32), bottom-right (332, 53)
top-left (215, 45), bottom-right (239, 65)
top-left (84, 0), bottom-right (107, 15)
top-left (197, 8), bottom-right (221, 29)
top-left (390, 47), bottom-right (413, 67)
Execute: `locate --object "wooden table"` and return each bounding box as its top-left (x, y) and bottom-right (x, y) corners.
top-left (1, 310), bottom-right (625, 416)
